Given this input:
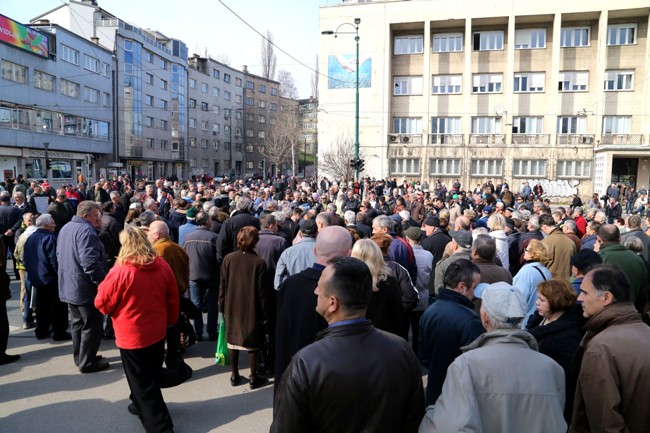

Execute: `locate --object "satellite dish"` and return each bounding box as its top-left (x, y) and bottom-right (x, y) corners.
top-left (494, 104), bottom-right (505, 117)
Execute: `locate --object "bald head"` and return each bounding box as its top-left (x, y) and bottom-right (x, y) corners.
top-left (598, 224), bottom-right (620, 243)
top-left (148, 220), bottom-right (169, 244)
top-left (314, 226), bottom-right (353, 265)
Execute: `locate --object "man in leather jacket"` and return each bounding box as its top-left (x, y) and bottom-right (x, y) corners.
top-left (271, 256), bottom-right (424, 432)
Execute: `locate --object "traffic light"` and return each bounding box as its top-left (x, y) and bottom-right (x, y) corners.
top-left (358, 159), bottom-right (365, 172)
top-left (350, 158), bottom-right (357, 168)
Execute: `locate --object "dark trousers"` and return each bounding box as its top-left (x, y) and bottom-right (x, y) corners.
top-left (34, 282), bottom-right (68, 339)
top-left (120, 339), bottom-right (174, 433)
top-left (403, 310), bottom-right (424, 354)
top-left (69, 304), bottom-right (103, 369)
top-left (0, 299), bottom-right (8, 355)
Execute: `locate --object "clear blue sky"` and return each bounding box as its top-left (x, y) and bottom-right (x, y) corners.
top-left (1, 0), bottom-right (339, 98)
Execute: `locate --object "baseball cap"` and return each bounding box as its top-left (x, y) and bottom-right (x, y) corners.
top-left (299, 219), bottom-right (318, 236)
top-left (450, 230), bottom-right (472, 249)
top-left (478, 282), bottom-right (526, 325)
top-left (404, 226), bottom-right (423, 241)
top-left (483, 205), bottom-right (493, 214)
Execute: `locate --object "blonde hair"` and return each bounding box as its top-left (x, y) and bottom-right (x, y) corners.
top-left (487, 213), bottom-right (506, 231)
top-left (116, 226), bottom-right (158, 267)
top-left (526, 239), bottom-right (550, 265)
top-left (351, 239), bottom-right (388, 292)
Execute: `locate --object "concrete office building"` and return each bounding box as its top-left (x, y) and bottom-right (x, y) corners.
top-left (188, 55), bottom-right (244, 177)
top-left (33, 0), bottom-right (189, 180)
top-left (0, 14), bottom-right (112, 185)
top-left (319, 0), bottom-right (650, 197)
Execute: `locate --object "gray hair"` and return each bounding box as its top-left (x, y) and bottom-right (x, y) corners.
top-left (195, 211), bottom-right (210, 227)
top-left (623, 236), bottom-right (644, 253)
top-left (77, 200), bottom-right (101, 217)
top-left (373, 215), bottom-right (393, 231)
top-left (235, 197), bottom-right (251, 211)
top-left (272, 211), bottom-right (286, 223)
top-left (260, 214), bottom-right (277, 229)
top-left (344, 210), bottom-right (356, 225)
top-left (481, 306), bottom-right (520, 330)
top-left (208, 206), bottom-right (220, 221)
top-left (35, 213), bottom-right (54, 228)
top-left (109, 191), bottom-right (120, 199)
top-left (327, 203), bottom-right (337, 213)
top-left (528, 214), bottom-right (540, 231)
top-left (563, 219), bottom-right (577, 233)
top-left (472, 234), bottom-right (496, 260)
top-left (143, 198), bottom-right (157, 210)
top-left (138, 210), bottom-right (158, 227)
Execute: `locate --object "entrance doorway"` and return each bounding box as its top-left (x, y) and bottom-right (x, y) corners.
top-left (611, 157), bottom-right (638, 188)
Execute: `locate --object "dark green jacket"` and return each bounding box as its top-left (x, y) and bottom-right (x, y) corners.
top-left (598, 243), bottom-right (648, 308)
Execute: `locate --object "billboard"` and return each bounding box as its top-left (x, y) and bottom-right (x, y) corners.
top-left (0, 14), bottom-right (49, 58)
top-left (328, 54), bottom-right (372, 89)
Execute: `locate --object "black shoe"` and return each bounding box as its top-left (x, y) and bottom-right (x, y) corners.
top-left (208, 334), bottom-right (218, 341)
top-left (103, 332), bottom-right (115, 340)
top-left (53, 332), bottom-right (72, 341)
top-left (35, 330), bottom-right (51, 340)
top-left (0, 354), bottom-right (20, 365)
top-left (230, 375), bottom-right (246, 387)
top-left (127, 403), bottom-right (139, 416)
top-left (249, 376), bottom-right (269, 390)
top-left (80, 359), bottom-right (110, 373)
top-left (196, 334), bottom-right (204, 342)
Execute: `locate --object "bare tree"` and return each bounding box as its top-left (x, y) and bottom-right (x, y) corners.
top-left (261, 30), bottom-right (277, 80)
top-left (214, 53), bottom-right (230, 65)
top-left (319, 134), bottom-right (364, 180)
top-left (311, 55), bottom-right (319, 99)
top-left (260, 100), bottom-right (301, 177)
top-left (277, 69), bottom-right (299, 99)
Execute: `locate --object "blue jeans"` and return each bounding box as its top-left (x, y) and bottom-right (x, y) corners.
top-left (189, 280), bottom-right (218, 338)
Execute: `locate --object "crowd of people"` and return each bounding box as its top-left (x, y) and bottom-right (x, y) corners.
top-left (1, 173), bottom-right (650, 433)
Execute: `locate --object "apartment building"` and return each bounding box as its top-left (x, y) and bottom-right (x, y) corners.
top-left (0, 14), bottom-right (112, 184)
top-left (319, 0), bottom-right (650, 196)
top-left (188, 55), bottom-right (244, 177)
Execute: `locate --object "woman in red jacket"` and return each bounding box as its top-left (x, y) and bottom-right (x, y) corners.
top-left (96, 226), bottom-right (179, 433)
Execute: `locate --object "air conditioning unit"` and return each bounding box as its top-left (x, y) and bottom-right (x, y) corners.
top-left (401, 134), bottom-right (411, 143)
top-left (389, 135), bottom-right (398, 142)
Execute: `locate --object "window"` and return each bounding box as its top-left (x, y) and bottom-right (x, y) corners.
top-left (160, 79), bottom-right (168, 90)
top-left (190, 158), bottom-right (197, 167)
top-left (245, 97), bottom-right (254, 106)
top-left (430, 117), bottom-right (461, 143)
top-left (213, 140), bottom-right (219, 150)
top-left (560, 27), bottom-right (590, 47)
top-left (235, 94), bottom-right (242, 103)
top-left (512, 117), bottom-right (543, 134)
top-left (471, 159), bottom-right (503, 176)
top-left (84, 54), bottom-right (100, 73)
top-left (429, 159), bottom-right (462, 175)
top-left (607, 24), bottom-right (637, 46)
top-left (190, 137), bottom-right (197, 147)
top-left (201, 82), bottom-right (208, 93)
top-left (432, 33), bottom-right (463, 52)
top-left (189, 78), bottom-right (196, 89)
top-left (146, 116), bottom-right (154, 127)
top-left (270, 102), bottom-right (277, 111)
top-left (84, 87), bottom-right (100, 104)
top-left (213, 87), bottom-right (221, 98)
top-left (390, 158), bottom-right (421, 175)
top-left (246, 129), bottom-right (254, 137)
top-left (258, 115), bottom-right (266, 124)
top-left (235, 77), bottom-right (242, 87)
top-left (201, 139), bottom-right (208, 148)
top-left (145, 51), bottom-right (153, 63)
top-left (201, 102), bottom-right (209, 111)
top-left (224, 125), bottom-right (230, 135)
top-left (259, 100), bottom-right (267, 108)
top-left (160, 59), bottom-right (167, 70)
top-left (60, 45), bottom-right (79, 65)
top-left (514, 29), bottom-right (546, 49)
top-left (61, 79), bottom-right (80, 98)
top-left (270, 87), bottom-right (278, 96)
top-left (213, 123), bottom-right (220, 134)
top-left (161, 119), bottom-right (168, 130)
top-left (224, 109), bottom-right (231, 120)
top-left (393, 76), bottom-right (422, 95)
top-left (160, 99), bottom-right (168, 110)
top-left (147, 138), bottom-right (155, 148)
top-left (224, 91), bottom-right (231, 101)
top-left (394, 35), bottom-right (423, 54)
top-left (34, 70), bottom-right (55, 91)
top-left (1, 61), bottom-right (27, 83)
top-left (189, 98), bottom-right (196, 108)
top-left (393, 117), bottom-right (422, 133)
top-left (189, 118), bottom-right (197, 128)
top-left (513, 159), bottom-right (547, 177)
top-left (471, 117), bottom-right (501, 133)
top-left (102, 63), bottom-right (110, 77)
top-left (258, 131), bottom-right (265, 138)
top-left (145, 94), bottom-right (153, 106)
top-left (473, 31), bottom-right (504, 51)
top-left (472, 74), bottom-right (502, 93)
top-left (235, 110), bottom-right (242, 120)
top-left (223, 73), bottom-right (231, 83)
top-left (246, 113), bottom-right (254, 121)
top-left (557, 116), bottom-right (586, 134)
top-left (432, 75), bottom-right (461, 94)
top-left (246, 81), bottom-right (254, 90)
top-left (557, 160), bottom-right (591, 178)
top-left (201, 121), bottom-right (209, 130)
top-left (603, 116), bottom-right (631, 134)
top-left (559, 71), bottom-right (588, 91)
top-left (258, 84), bottom-right (266, 93)
top-left (161, 140), bottom-right (168, 150)
top-left (604, 70), bottom-right (634, 91)
top-left (514, 72), bottom-right (545, 92)
top-left (213, 69), bottom-right (220, 79)
top-left (103, 92), bottom-right (110, 106)
top-left (145, 73), bottom-right (154, 84)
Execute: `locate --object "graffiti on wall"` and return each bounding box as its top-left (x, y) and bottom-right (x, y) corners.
top-left (523, 179), bottom-right (579, 198)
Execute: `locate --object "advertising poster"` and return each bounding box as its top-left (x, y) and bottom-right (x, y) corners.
top-left (0, 14), bottom-right (49, 58)
top-left (327, 54), bottom-right (372, 89)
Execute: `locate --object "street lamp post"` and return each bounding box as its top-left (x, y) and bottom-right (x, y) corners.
top-left (323, 17), bottom-right (361, 180)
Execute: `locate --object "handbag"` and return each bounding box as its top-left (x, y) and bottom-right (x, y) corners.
top-left (215, 315), bottom-right (229, 366)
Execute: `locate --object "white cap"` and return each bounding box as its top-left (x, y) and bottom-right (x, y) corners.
top-left (478, 282), bottom-right (526, 325)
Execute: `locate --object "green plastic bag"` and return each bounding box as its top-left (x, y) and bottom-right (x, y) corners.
top-left (215, 315), bottom-right (230, 366)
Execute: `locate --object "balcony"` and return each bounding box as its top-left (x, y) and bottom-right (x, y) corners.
top-left (600, 134), bottom-right (644, 146)
top-left (556, 134), bottom-right (594, 145)
top-left (388, 133), bottom-right (423, 145)
top-left (469, 134), bottom-right (506, 145)
top-left (512, 134), bottom-right (551, 145)
top-left (429, 134), bottom-right (464, 145)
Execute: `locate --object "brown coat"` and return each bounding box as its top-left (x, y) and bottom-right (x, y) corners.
top-left (153, 237), bottom-right (190, 295)
top-left (542, 228), bottom-right (576, 280)
top-left (570, 302), bottom-right (650, 433)
top-left (219, 250), bottom-right (269, 349)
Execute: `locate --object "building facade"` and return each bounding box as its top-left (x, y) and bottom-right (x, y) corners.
top-left (188, 55), bottom-right (244, 177)
top-left (0, 15), bottom-right (112, 186)
top-left (298, 97), bottom-right (319, 177)
top-left (319, 0), bottom-right (650, 197)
